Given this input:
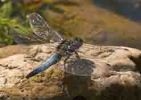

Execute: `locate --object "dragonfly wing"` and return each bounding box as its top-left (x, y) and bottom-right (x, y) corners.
top-left (27, 12), bottom-right (63, 42)
top-left (59, 59), bottom-right (95, 76)
top-left (59, 59), bottom-right (110, 76)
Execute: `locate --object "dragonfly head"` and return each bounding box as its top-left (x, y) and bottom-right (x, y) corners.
top-left (73, 37), bottom-right (83, 49)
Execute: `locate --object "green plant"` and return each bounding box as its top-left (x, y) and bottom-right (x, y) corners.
top-left (0, 0), bottom-right (31, 44)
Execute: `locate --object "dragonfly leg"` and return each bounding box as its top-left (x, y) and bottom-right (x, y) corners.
top-left (62, 55), bottom-right (71, 97)
top-left (64, 87), bottom-right (70, 97)
top-left (61, 82), bottom-right (70, 97)
top-left (75, 51), bottom-right (80, 59)
top-left (64, 55), bottom-right (70, 65)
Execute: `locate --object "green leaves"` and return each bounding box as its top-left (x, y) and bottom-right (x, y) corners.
top-left (0, 0), bottom-right (31, 44)
top-left (0, 16), bottom-right (31, 44)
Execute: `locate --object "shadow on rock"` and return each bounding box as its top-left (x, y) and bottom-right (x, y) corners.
top-left (62, 58), bottom-right (97, 100)
top-left (99, 83), bottom-right (141, 100)
top-left (129, 55), bottom-right (141, 74)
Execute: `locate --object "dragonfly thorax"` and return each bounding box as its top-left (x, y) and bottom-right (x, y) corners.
top-left (57, 37), bottom-right (83, 56)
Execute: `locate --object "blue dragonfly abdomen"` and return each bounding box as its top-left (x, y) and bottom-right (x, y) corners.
top-left (26, 53), bottom-right (62, 78)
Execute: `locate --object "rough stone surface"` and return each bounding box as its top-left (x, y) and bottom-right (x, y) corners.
top-left (0, 43), bottom-right (141, 100)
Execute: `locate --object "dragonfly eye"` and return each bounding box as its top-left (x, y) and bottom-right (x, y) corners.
top-left (71, 37), bottom-right (83, 50)
top-left (74, 37), bottom-right (83, 45)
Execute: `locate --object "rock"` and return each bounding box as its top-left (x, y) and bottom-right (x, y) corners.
top-left (0, 43), bottom-right (141, 100)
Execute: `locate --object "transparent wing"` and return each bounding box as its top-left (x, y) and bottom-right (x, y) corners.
top-left (59, 58), bottom-right (110, 76)
top-left (27, 12), bottom-right (64, 42)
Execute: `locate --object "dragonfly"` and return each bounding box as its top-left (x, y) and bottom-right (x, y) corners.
top-left (26, 12), bottom-right (84, 78)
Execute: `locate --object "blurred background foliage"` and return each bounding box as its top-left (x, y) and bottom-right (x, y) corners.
top-left (0, 0), bottom-right (59, 45)
top-left (0, 0), bottom-right (141, 49)
top-left (0, 0), bottom-right (30, 45)
top-left (0, 0), bottom-right (80, 45)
